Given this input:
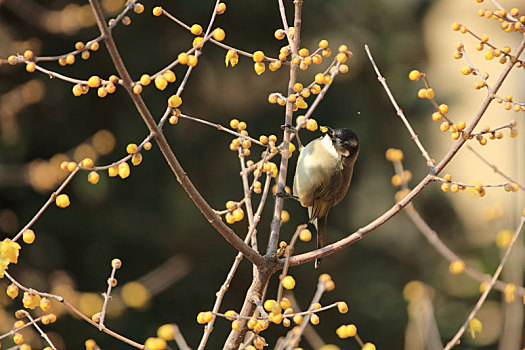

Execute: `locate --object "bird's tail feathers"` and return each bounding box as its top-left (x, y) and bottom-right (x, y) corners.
top-left (314, 215), bottom-right (327, 269)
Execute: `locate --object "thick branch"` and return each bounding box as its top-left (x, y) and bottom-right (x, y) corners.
top-left (279, 34), bottom-right (525, 269)
top-left (266, 0), bottom-right (303, 257)
top-left (224, 1), bottom-right (303, 348)
top-left (88, 0), bottom-right (263, 266)
top-left (223, 266), bottom-right (272, 349)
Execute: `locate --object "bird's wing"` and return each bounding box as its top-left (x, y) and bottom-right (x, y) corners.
top-left (309, 167), bottom-right (346, 220)
top-left (310, 197), bottom-right (332, 222)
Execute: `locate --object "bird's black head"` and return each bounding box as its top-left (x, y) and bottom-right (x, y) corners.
top-left (326, 127), bottom-right (359, 158)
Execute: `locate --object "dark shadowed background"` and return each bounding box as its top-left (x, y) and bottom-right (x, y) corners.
top-left (1, 0), bottom-right (523, 349)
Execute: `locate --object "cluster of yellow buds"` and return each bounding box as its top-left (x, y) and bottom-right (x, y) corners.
top-left (5, 1), bottom-right (147, 98)
top-left (253, 51), bottom-right (267, 75)
top-left (439, 174), bottom-right (464, 194)
top-left (409, 69), bottom-right (520, 142)
top-left (78, 74), bottom-right (118, 98)
top-left (228, 119), bottom-right (253, 156)
top-left (252, 161), bottom-right (278, 178)
top-left (192, 273), bottom-right (356, 349)
top-left (475, 6), bottom-right (525, 33)
top-left (439, 172), bottom-right (520, 197)
top-left (319, 273), bottom-right (335, 291)
top-left (57, 40), bottom-right (100, 68)
top-left (225, 49), bottom-right (239, 67)
top-left (264, 39), bottom-right (350, 112)
top-left (126, 143), bottom-right (143, 166)
top-left (336, 324), bottom-right (357, 338)
top-left (451, 9), bottom-right (525, 114)
top-left (224, 200), bottom-right (245, 224)
top-left (257, 133), bottom-right (279, 155)
top-left (391, 170), bottom-right (412, 188)
top-left (385, 148), bottom-right (404, 163)
top-left (295, 116), bottom-right (319, 132)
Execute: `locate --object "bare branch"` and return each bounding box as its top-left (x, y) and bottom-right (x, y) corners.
top-left (4, 272), bottom-right (152, 350)
top-left (87, 0), bottom-right (264, 267)
top-left (444, 216), bottom-right (525, 349)
top-left (467, 145), bottom-right (525, 191)
top-left (365, 45), bottom-right (435, 168)
top-left (12, 167), bottom-right (79, 242)
top-left (266, 0), bottom-right (303, 257)
top-left (282, 35), bottom-right (525, 268)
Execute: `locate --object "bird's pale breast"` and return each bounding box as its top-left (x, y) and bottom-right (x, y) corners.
top-left (293, 136), bottom-right (341, 208)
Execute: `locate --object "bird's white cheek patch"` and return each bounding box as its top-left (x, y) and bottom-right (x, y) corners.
top-left (320, 134), bottom-right (339, 158)
top-left (338, 149), bottom-right (349, 157)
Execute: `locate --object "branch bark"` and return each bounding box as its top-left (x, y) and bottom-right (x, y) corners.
top-left (267, 0), bottom-right (303, 257)
top-left (278, 35), bottom-right (525, 269)
top-left (88, 0), bottom-right (264, 267)
top-left (222, 266), bottom-right (272, 349)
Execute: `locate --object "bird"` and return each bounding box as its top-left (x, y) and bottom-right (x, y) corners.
top-left (293, 127), bottom-right (359, 268)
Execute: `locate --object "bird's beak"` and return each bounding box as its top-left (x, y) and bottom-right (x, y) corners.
top-left (323, 126), bottom-right (334, 136)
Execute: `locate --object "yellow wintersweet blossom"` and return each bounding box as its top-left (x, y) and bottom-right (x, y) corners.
top-left (23, 292), bottom-right (42, 309)
top-left (225, 50), bottom-right (239, 67)
top-left (0, 238), bottom-right (21, 277)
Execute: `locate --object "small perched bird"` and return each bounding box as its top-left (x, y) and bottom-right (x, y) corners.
top-left (293, 127), bottom-right (359, 268)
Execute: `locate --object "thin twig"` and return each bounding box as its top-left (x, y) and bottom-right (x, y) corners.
top-left (23, 311), bottom-right (58, 350)
top-left (284, 281), bottom-right (326, 350)
top-left (281, 35), bottom-right (525, 269)
top-left (213, 301), bottom-right (338, 321)
top-left (12, 167), bottom-right (80, 242)
top-left (391, 156), bottom-right (525, 297)
top-left (239, 148), bottom-right (257, 278)
top-left (171, 324), bottom-right (191, 350)
top-left (98, 262), bottom-right (119, 329)
top-left (467, 145), bottom-right (525, 191)
top-left (405, 202), bottom-right (525, 296)
top-left (365, 44), bottom-right (435, 168)
top-left (0, 315), bottom-right (43, 340)
top-left (432, 175), bottom-right (518, 189)
top-left (276, 224), bottom-right (307, 302)
top-left (88, 0), bottom-right (264, 266)
top-left (266, 0), bottom-right (303, 258)
top-left (209, 38), bottom-right (283, 63)
top-left (277, 0), bottom-right (297, 56)
top-left (178, 113), bottom-right (269, 148)
top-left (444, 216), bottom-right (525, 350)
top-left (354, 334), bottom-right (365, 347)
top-left (86, 133), bottom-right (155, 172)
top-left (4, 272), bottom-right (152, 350)
top-left (197, 174), bottom-right (272, 350)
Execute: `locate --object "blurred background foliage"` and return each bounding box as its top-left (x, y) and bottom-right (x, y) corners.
top-left (0, 0), bottom-right (523, 349)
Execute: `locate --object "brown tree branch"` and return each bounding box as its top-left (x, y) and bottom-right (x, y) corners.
top-left (223, 267), bottom-right (273, 349)
top-left (444, 216), bottom-right (525, 349)
top-left (279, 34), bottom-right (525, 269)
top-left (467, 145), bottom-right (525, 191)
top-left (12, 167), bottom-right (79, 242)
top-left (87, 0), bottom-right (264, 267)
top-left (4, 272), bottom-right (152, 350)
top-left (365, 45), bottom-right (435, 167)
top-left (266, 0), bottom-right (303, 257)
top-left (406, 203), bottom-right (525, 296)
top-left (224, 1), bottom-right (303, 348)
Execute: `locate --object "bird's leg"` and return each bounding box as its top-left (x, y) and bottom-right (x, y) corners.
top-left (273, 185), bottom-right (299, 201)
top-left (281, 123), bottom-right (303, 149)
top-left (273, 191), bottom-right (299, 200)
